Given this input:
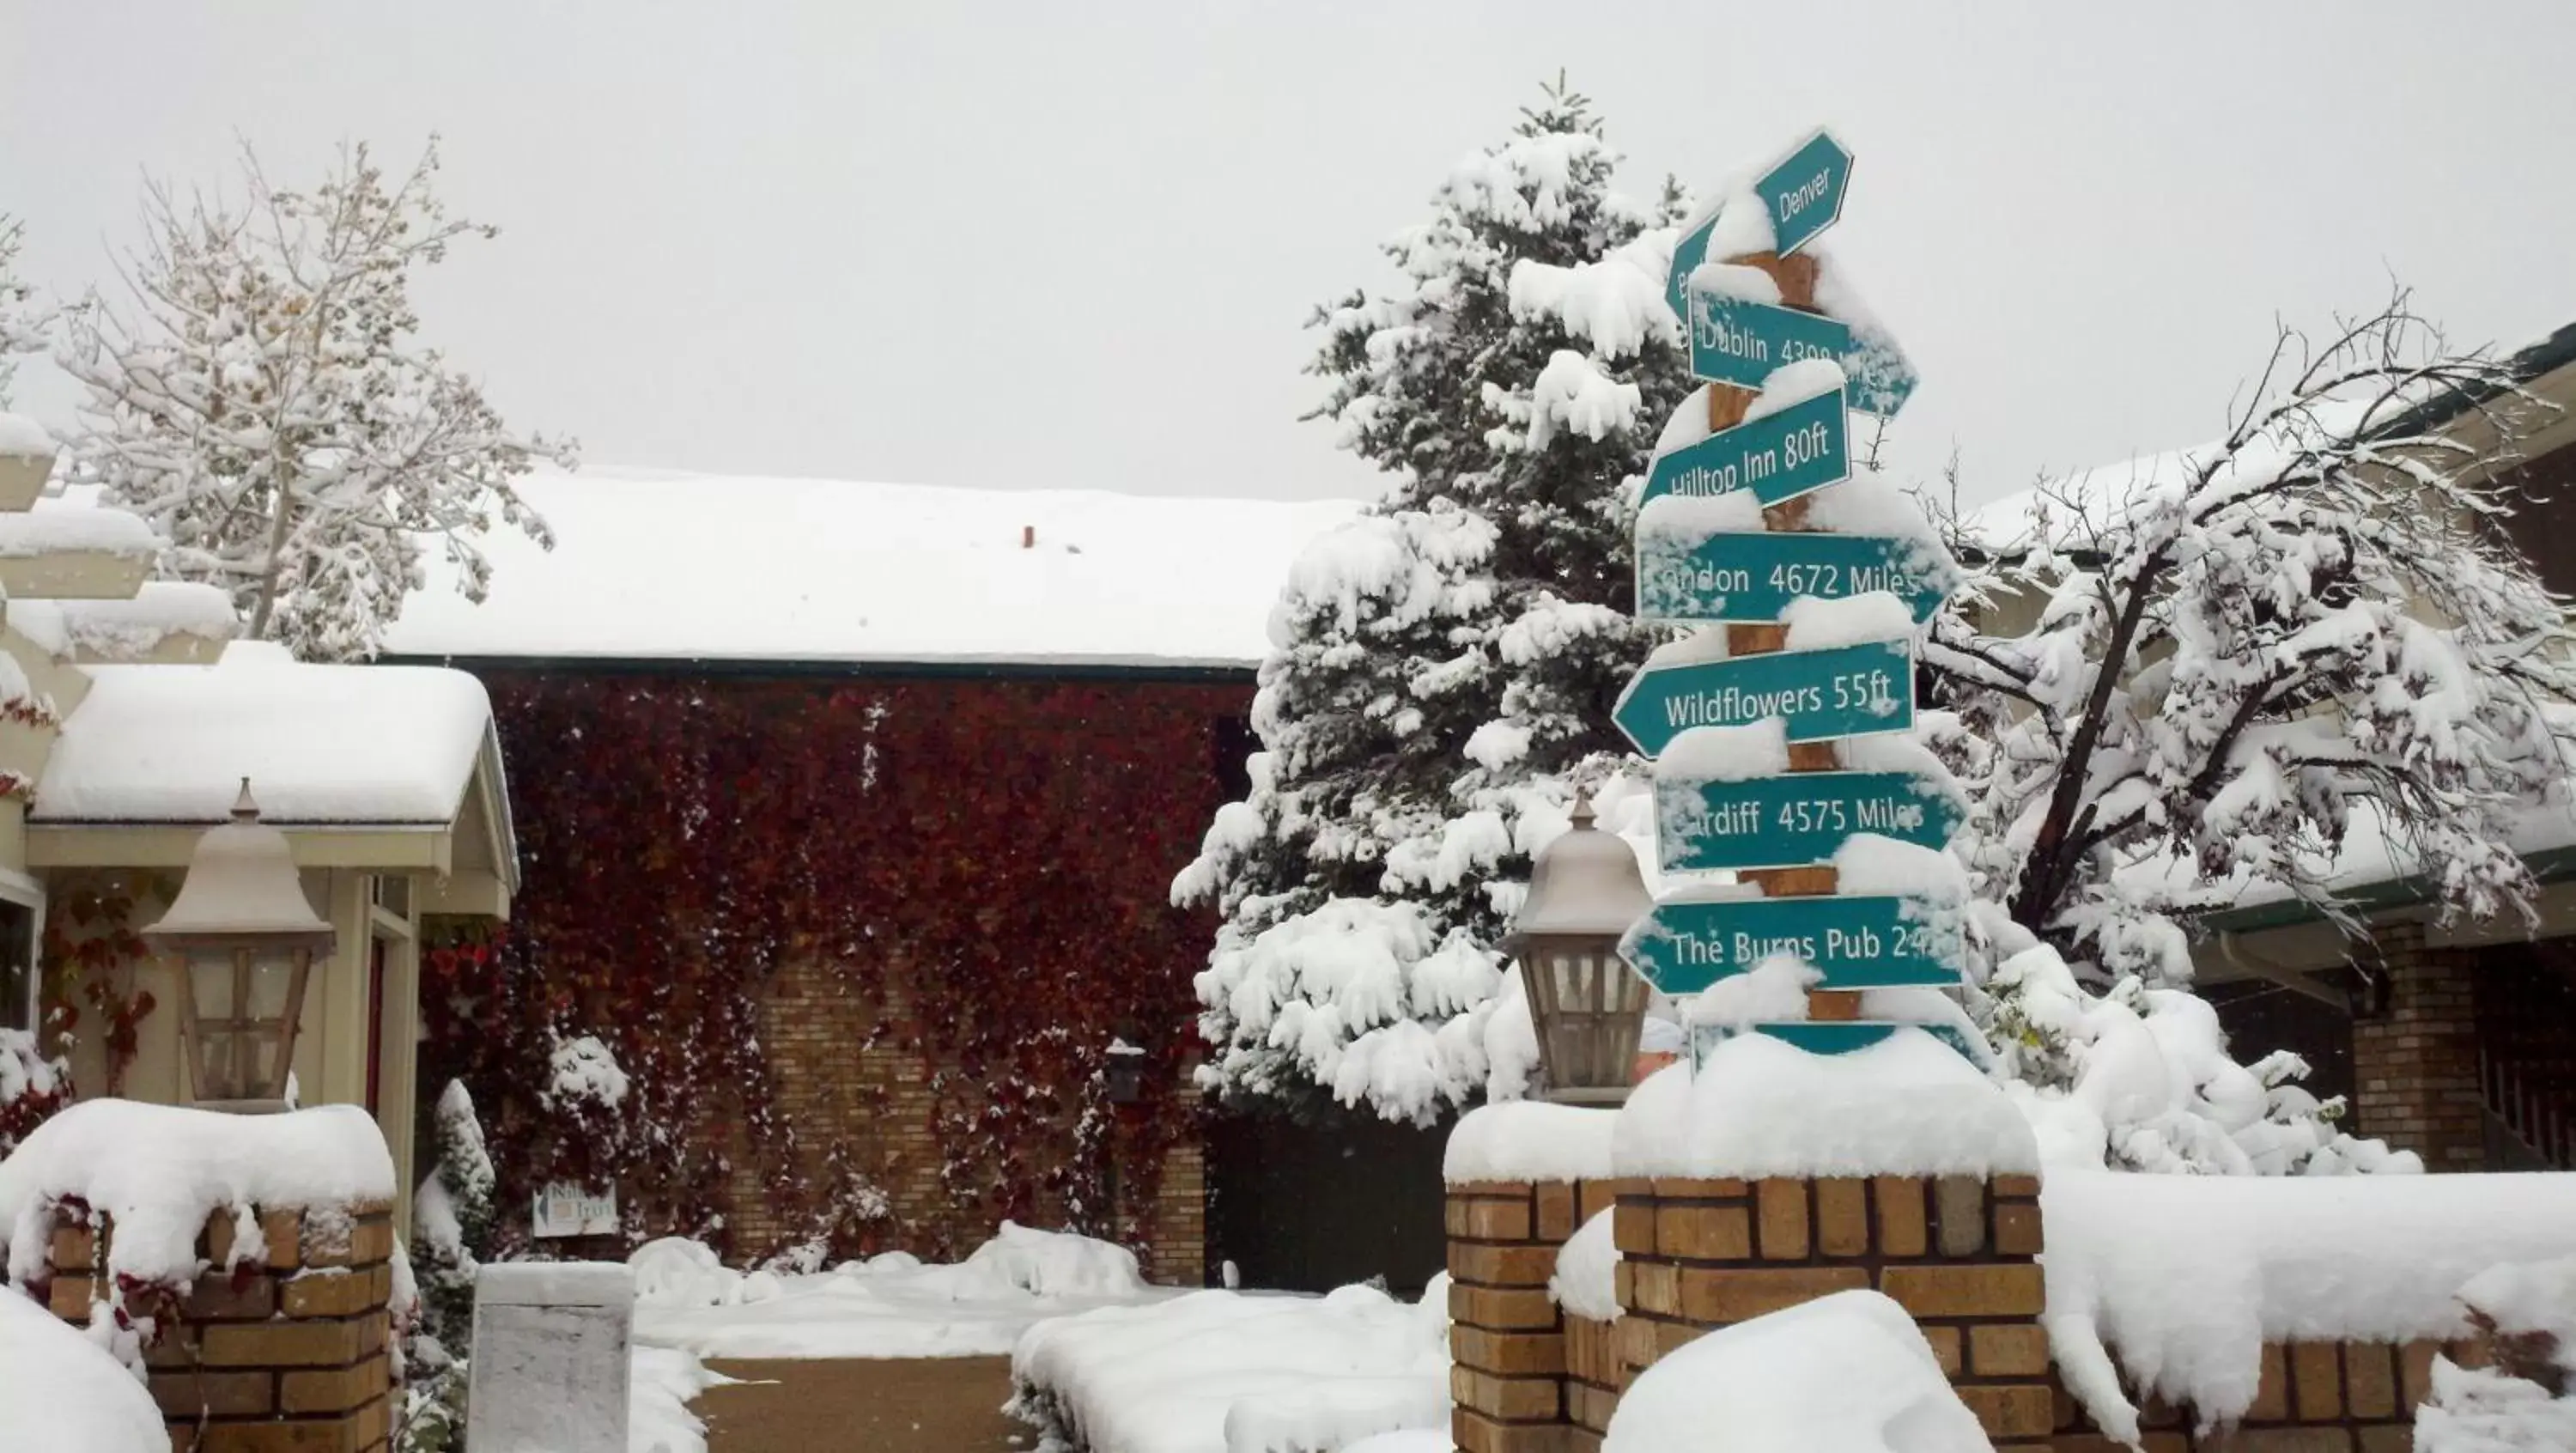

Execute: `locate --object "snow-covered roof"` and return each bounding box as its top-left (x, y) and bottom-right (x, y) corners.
top-left (0, 496), bottom-right (160, 559)
top-left (33, 639), bottom-right (494, 825)
top-left (380, 469), bottom-right (1364, 670)
top-left (1960, 447), bottom-right (2202, 556)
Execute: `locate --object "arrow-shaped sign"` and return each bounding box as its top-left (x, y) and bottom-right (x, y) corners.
top-left (1687, 291), bottom-right (1851, 393)
top-left (1641, 386), bottom-right (1848, 509)
top-left (1635, 529), bottom-right (1954, 623)
top-left (1619, 894), bottom-right (1962, 996)
top-left (1613, 638), bottom-right (1913, 758)
top-left (1664, 129), bottom-right (1854, 323)
top-left (1655, 769), bottom-right (1964, 873)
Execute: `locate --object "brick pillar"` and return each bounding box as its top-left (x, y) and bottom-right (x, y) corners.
top-left (2352, 919), bottom-right (2488, 1170)
top-left (1146, 1133), bottom-right (1206, 1286)
top-left (1613, 1174), bottom-right (2052, 1449)
top-left (45, 1200), bottom-right (398, 1452)
top-left (1445, 1176), bottom-right (1625, 1453)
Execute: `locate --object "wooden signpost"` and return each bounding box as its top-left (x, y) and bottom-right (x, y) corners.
top-left (1616, 129), bottom-right (1966, 1053)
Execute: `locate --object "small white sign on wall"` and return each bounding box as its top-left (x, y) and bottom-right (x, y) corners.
top-left (532, 1183), bottom-right (618, 1238)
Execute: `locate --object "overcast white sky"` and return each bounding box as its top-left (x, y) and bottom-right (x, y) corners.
top-left (7, 2), bottom-right (2575, 505)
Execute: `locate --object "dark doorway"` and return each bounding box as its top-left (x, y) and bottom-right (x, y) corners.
top-left (1206, 1104), bottom-right (1453, 1295)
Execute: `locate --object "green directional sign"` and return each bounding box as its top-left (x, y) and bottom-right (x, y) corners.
top-left (1664, 129), bottom-right (1854, 323)
top-left (1655, 769), bottom-right (1963, 873)
top-left (1844, 319), bottom-right (1918, 419)
top-left (1636, 531), bottom-right (1953, 623)
top-left (1641, 386), bottom-right (1847, 509)
top-left (1619, 894), bottom-right (1962, 996)
top-left (1613, 639), bottom-right (1912, 757)
top-left (1688, 291), bottom-right (1852, 392)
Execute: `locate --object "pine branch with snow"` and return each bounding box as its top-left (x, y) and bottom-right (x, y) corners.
top-left (49, 137), bottom-right (576, 660)
top-left (1179, 80), bottom-right (1691, 1122)
top-left (0, 216), bottom-right (31, 405)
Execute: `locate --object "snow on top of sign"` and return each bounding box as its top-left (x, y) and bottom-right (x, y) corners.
top-left (1634, 489), bottom-right (1766, 543)
top-left (1642, 624), bottom-right (1730, 670)
top-left (1659, 718), bottom-right (1790, 783)
top-left (0, 412), bottom-right (54, 458)
top-left (1686, 261), bottom-right (1783, 307)
top-left (0, 497), bottom-right (159, 559)
top-left (1832, 834), bottom-right (1967, 901)
top-left (9, 582), bottom-right (237, 660)
top-left (1613, 1029), bottom-right (2038, 1181)
top-left (1677, 183), bottom-right (1777, 264)
top-left (0, 1101), bottom-right (396, 1295)
top-left (1552, 1209), bottom-right (1623, 1323)
top-left (1443, 1100), bottom-right (1618, 1185)
top-left (1799, 470), bottom-right (1947, 551)
top-left (1741, 359), bottom-right (1847, 425)
top-left (381, 468), bottom-right (1362, 667)
top-left (1604, 1289), bottom-right (1990, 1453)
top-left (2042, 1170), bottom-right (2576, 1441)
top-left (1687, 956), bottom-right (1818, 1030)
top-left (1781, 591), bottom-right (1915, 650)
top-left (0, 1287), bottom-right (168, 1453)
top-left (33, 637), bottom-right (491, 824)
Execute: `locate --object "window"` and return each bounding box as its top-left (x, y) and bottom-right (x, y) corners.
top-left (0, 895), bottom-right (36, 1036)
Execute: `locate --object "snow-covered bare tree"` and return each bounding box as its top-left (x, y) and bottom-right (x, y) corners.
top-left (0, 216), bottom-right (31, 404)
top-left (1176, 79), bottom-right (1692, 1122)
top-left (1926, 294), bottom-right (2574, 1173)
top-left (52, 138), bottom-right (574, 660)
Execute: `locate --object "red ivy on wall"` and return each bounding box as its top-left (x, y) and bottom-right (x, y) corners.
top-left (420, 672), bottom-right (1235, 1262)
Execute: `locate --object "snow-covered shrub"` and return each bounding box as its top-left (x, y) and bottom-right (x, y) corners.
top-left (1179, 79), bottom-right (1693, 1122)
top-left (395, 1081), bottom-right (494, 1453)
top-left (0, 1026), bottom-right (70, 1158)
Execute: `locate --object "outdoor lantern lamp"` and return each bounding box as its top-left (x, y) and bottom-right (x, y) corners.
top-left (144, 780), bottom-right (337, 1113)
top-left (1508, 793), bottom-right (1654, 1105)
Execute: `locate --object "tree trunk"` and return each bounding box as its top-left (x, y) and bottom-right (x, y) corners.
top-left (247, 457), bottom-right (296, 641)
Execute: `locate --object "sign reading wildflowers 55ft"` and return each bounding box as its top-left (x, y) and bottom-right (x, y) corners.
top-left (1616, 125), bottom-right (1970, 1059)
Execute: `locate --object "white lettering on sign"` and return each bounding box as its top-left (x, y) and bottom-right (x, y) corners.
top-left (532, 1183), bottom-right (619, 1238)
top-left (1692, 301), bottom-right (1771, 364)
top-left (1728, 931), bottom-right (1818, 964)
top-left (1774, 169), bottom-right (1832, 222)
top-left (1649, 562), bottom-right (1752, 596)
top-left (1660, 683), bottom-right (1826, 730)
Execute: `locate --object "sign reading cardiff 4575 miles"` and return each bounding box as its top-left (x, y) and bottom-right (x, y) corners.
top-left (1613, 639), bottom-right (1912, 757)
top-left (1656, 769), bottom-right (1963, 873)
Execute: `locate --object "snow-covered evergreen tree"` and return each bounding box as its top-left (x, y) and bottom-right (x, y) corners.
top-left (1177, 81), bottom-right (1692, 1122)
top-left (50, 138), bottom-right (574, 660)
top-left (411, 1079), bottom-right (495, 1353)
top-left (1929, 295), bottom-right (2576, 1173)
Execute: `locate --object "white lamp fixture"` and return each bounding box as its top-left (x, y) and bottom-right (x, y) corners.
top-left (143, 780), bottom-right (336, 1112)
top-left (1507, 793), bottom-right (1655, 1105)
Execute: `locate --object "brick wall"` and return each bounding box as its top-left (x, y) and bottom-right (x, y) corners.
top-left (1445, 1176), bottom-right (1623, 1453)
top-left (720, 953), bottom-right (1206, 1282)
top-left (45, 1201), bottom-right (396, 1452)
top-left (2052, 1338), bottom-right (2472, 1451)
top-left (1615, 1174), bottom-right (2053, 1448)
top-left (2351, 920), bottom-right (2488, 1169)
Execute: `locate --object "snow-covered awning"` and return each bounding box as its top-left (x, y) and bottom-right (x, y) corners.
top-left (33, 640), bottom-right (495, 828)
top-left (380, 468), bottom-right (1364, 670)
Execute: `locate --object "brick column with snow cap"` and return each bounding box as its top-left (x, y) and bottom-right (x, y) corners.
top-left (2, 1100), bottom-right (399, 1452)
top-left (1443, 1100), bottom-right (1629, 1453)
top-left (1608, 1034), bottom-right (2054, 1449)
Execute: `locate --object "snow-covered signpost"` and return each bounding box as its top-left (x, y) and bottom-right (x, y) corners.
top-left (1618, 129), bottom-right (1966, 1049)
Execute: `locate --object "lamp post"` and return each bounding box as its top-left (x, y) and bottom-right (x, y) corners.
top-left (143, 780), bottom-right (336, 1113)
top-left (1508, 793), bottom-right (1654, 1105)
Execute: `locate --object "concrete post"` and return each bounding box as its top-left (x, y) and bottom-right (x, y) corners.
top-left (465, 1261), bottom-right (635, 1453)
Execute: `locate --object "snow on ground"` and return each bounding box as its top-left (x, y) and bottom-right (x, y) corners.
top-left (1603, 1289), bottom-right (1990, 1453)
top-left (630, 1343), bottom-right (734, 1453)
top-left (630, 1223), bottom-right (1178, 1359)
top-left (0, 1284), bottom-right (167, 1452)
top-left (2043, 1169), bottom-right (2576, 1443)
top-left (382, 468), bottom-right (1362, 668)
top-left (1009, 1278), bottom-right (1450, 1453)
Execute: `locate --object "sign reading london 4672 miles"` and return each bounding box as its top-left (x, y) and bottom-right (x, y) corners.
top-left (1637, 530), bottom-right (1952, 624)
